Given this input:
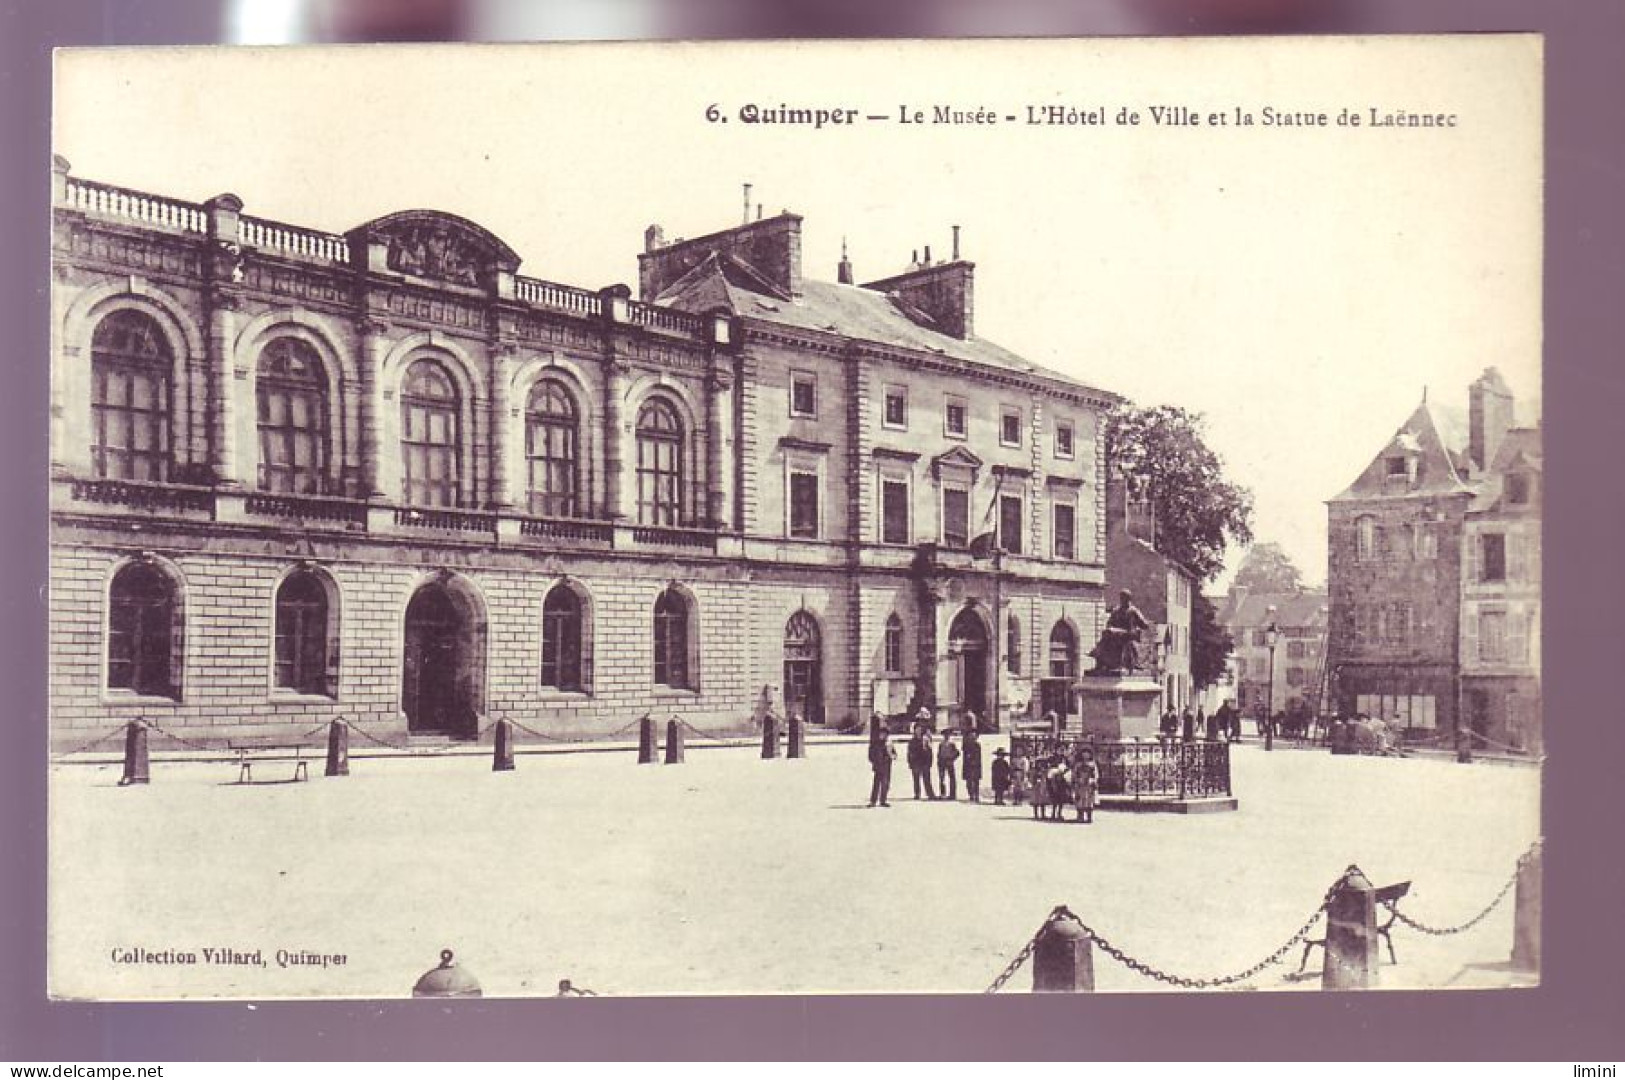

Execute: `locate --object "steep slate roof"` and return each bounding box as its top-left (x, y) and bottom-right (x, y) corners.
top-left (656, 252), bottom-right (1112, 399)
top-left (1468, 427), bottom-right (1543, 513)
top-left (1218, 589), bottom-right (1329, 629)
top-left (1328, 399), bottom-right (1476, 502)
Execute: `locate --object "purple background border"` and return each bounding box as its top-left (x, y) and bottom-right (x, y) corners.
top-left (3, 0), bottom-right (1621, 1061)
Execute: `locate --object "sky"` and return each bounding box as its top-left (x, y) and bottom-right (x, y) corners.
top-left (53, 37), bottom-right (1542, 590)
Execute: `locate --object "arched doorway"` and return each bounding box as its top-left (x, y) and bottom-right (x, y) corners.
top-left (783, 610), bottom-right (824, 725)
top-left (403, 576), bottom-right (486, 738)
top-left (948, 607), bottom-right (990, 724)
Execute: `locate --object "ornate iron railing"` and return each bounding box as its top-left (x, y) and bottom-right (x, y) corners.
top-left (393, 507), bottom-right (498, 533)
top-left (239, 216), bottom-right (349, 262)
top-left (243, 492), bottom-right (369, 527)
top-left (631, 525), bottom-right (716, 550)
top-left (517, 517), bottom-right (614, 544)
top-left (1010, 735), bottom-right (1232, 800)
top-left (62, 177), bottom-right (207, 233)
top-left (68, 478), bottom-right (216, 515)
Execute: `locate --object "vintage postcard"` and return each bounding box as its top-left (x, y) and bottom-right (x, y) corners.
top-left (48, 36), bottom-right (1542, 999)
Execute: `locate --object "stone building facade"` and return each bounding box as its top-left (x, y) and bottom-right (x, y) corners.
top-left (48, 158), bottom-right (1116, 749)
top-left (1325, 369), bottom-right (1540, 746)
top-left (1220, 588), bottom-right (1329, 718)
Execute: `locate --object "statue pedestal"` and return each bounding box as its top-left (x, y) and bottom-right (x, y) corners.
top-left (1076, 676), bottom-right (1163, 740)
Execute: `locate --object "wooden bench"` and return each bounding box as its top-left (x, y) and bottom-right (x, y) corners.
top-left (228, 739), bottom-right (310, 784)
top-left (1296, 880), bottom-right (1412, 973)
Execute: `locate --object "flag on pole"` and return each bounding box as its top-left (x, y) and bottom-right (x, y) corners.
top-left (968, 472), bottom-right (1004, 559)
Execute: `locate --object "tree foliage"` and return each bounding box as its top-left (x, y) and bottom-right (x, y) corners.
top-left (1190, 590), bottom-right (1233, 691)
top-left (1105, 403), bottom-right (1254, 582)
top-left (1233, 541), bottom-right (1304, 593)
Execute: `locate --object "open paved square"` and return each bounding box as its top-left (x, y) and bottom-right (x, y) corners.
top-left (49, 740), bottom-right (1540, 999)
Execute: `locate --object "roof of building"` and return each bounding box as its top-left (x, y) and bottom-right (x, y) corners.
top-left (1328, 399), bottom-right (1476, 503)
top-left (1218, 588), bottom-right (1329, 629)
top-left (656, 251), bottom-right (1112, 399)
top-left (1468, 426), bottom-right (1543, 513)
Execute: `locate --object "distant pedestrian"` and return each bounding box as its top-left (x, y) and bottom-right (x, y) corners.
top-left (1045, 756), bottom-right (1071, 822)
top-left (1203, 706), bottom-right (1218, 741)
top-left (1011, 750), bottom-right (1031, 805)
top-left (1072, 749), bottom-right (1099, 824)
top-left (907, 723), bottom-right (936, 800)
top-left (991, 748), bottom-right (1012, 805)
top-left (1030, 755), bottom-right (1050, 820)
top-left (868, 729), bottom-right (895, 808)
top-left (937, 731), bottom-right (960, 801)
top-left (1160, 708), bottom-right (1178, 742)
top-left (1181, 708), bottom-right (1195, 742)
top-left (961, 726), bottom-right (983, 803)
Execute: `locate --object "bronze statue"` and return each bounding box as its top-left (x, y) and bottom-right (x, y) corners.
top-left (1089, 589), bottom-right (1151, 675)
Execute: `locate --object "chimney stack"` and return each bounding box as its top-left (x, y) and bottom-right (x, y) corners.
top-left (923, 244), bottom-right (932, 265)
top-left (952, 225), bottom-right (961, 260)
top-left (742, 183), bottom-right (753, 225)
top-left (837, 237), bottom-right (854, 285)
top-left (1468, 367), bottom-right (1515, 471)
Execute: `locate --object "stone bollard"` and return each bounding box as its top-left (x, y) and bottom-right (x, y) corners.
top-left (787, 713), bottom-right (805, 759)
top-left (1032, 916), bottom-right (1094, 992)
top-left (493, 718), bottom-right (515, 772)
top-left (1321, 868), bottom-right (1379, 990)
top-left (664, 718), bottom-right (685, 764)
top-left (637, 714), bottom-right (657, 764)
top-left (118, 719), bottom-right (150, 786)
top-left (325, 720), bottom-right (349, 777)
top-left (411, 949), bottom-right (482, 998)
top-left (1511, 844), bottom-right (1542, 974)
top-left (761, 714), bottom-right (780, 759)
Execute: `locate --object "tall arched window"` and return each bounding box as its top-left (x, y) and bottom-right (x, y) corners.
top-left (883, 613), bottom-right (904, 675)
top-left (1048, 621), bottom-right (1078, 679)
top-left (636, 397), bottom-right (684, 527)
top-left (257, 337), bottom-right (329, 495)
top-left (275, 568), bottom-right (334, 696)
top-left (108, 561), bottom-right (180, 697)
top-left (1356, 515), bottom-right (1376, 560)
top-left (653, 586), bottom-right (693, 689)
top-left (91, 309), bottom-right (171, 481)
top-left (527, 380), bottom-right (580, 518)
top-left (401, 359), bottom-right (460, 507)
top-left (541, 583), bottom-right (586, 692)
top-left (1006, 614), bottom-right (1023, 675)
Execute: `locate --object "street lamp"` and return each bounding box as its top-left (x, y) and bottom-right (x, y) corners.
top-left (1264, 606), bottom-right (1279, 752)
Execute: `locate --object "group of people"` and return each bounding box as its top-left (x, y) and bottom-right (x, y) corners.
top-left (865, 707), bottom-right (1099, 825)
top-left (1158, 701), bottom-right (1245, 743)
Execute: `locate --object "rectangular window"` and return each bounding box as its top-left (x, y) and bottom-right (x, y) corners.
top-left (883, 386), bottom-right (908, 429)
top-left (998, 494), bottom-right (1024, 555)
top-left (1285, 667), bottom-right (1305, 687)
top-left (944, 396), bottom-right (967, 439)
top-left (1253, 630), bottom-right (1268, 647)
top-left (1287, 641), bottom-right (1305, 660)
top-left (789, 471), bottom-right (820, 539)
top-left (1481, 533), bottom-right (1507, 582)
top-left (1506, 473), bottom-right (1530, 504)
top-left (1386, 457), bottom-right (1407, 476)
top-left (881, 479), bottom-right (910, 544)
top-left (1052, 502), bottom-right (1076, 560)
top-left (1479, 611), bottom-right (1507, 662)
top-left (1000, 407), bottom-right (1022, 448)
top-left (790, 372), bottom-right (817, 418)
top-left (1055, 421), bottom-right (1075, 459)
top-left (942, 486), bottom-right (970, 548)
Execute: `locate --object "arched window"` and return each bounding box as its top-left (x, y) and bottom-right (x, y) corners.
top-left (541, 583), bottom-right (587, 692)
top-left (1006, 614), bottom-right (1023, 675)
top-left (257, 337), bottom-right (329, 495)
top-left (653, 586), bottom-right (693, 689)
top-left (274, 569), bottom-right (334, 696)
top-left (401, 359), bottom-right (460, 507)
top-left (1048, 621), bottom-right (1078, 679)
top-left (108, 561), bottom-right (180, 697)
top-left (636, 397), bottom-right (684, 527)
top-left (91, 309), bottom-right (171, 481)
top-left (1356, 515), bottom-right (1376, 560)
top-left (883, 613), bottom-right (904, 675)
top-left (526, 379), bottom-right (580, 518)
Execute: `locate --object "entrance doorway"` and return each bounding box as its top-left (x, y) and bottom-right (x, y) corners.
top-left (948, 607), bottom-right (990, 724)
top-left (403, 576), bottom-right (486, 738)
top-left (783, 610), bottom-right (823, 725)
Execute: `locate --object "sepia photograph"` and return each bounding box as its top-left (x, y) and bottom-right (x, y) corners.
top-left (46, 35), bottom-right (1542, 1000)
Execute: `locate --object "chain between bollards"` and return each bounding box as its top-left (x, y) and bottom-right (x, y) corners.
top-left (1388, 840), bottom-right (1543, 937)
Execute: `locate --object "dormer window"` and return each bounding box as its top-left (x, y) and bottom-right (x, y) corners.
top-left (1506, 472), bottom-right (1531, 504)
top-left (1386, 457), bottom-right (1407, 476)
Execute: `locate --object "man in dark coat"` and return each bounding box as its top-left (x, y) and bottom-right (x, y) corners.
top-left (991, 748), bottom-right (1012, 805)
top-left (907, 716), bottom-right (937, 800)
top-left (961, 725), bottom-right (984, 803)
top-left (868, 727), bottom-right (895, 808)
top-left (936, 731), bottom-right (961, 801)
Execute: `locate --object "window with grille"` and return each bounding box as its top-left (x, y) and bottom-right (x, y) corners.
top-left (541, 584), bottom-right (585, 691)
top-left (274, 569), bottom-right (332, 696)
top-left (944, 397), bottom-right (967, 438)
top-left (789, 471), bottom-right (820, 539)
top-left (107, 561), bottom-right (178, 697)
top-left (1052, 502), bottom-right (1076, 560)
top-left (527, 380), bottom-right (580, 518)
top-left (91, 309), bottom-right (171, 482)
top-left (637, 398), bottom-right (684, 526)
top-left (1478, 611), bottom-right (1507, 662)
top-left (884, 614), bottom-right (904, 675)
top-left (400, 359), bottom-right (460, 507)
top-left (883, 386), bottom-right (908, 429)
top-left (257, 337), bottom-right (328, 495)
top-left (653, 587), bottom-right (692, 688)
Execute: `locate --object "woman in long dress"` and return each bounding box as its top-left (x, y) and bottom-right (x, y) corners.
top-left (1072, 749), bottom-right (1099, 824)
top-left (1029, 755), bottom-right (1050, 820)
